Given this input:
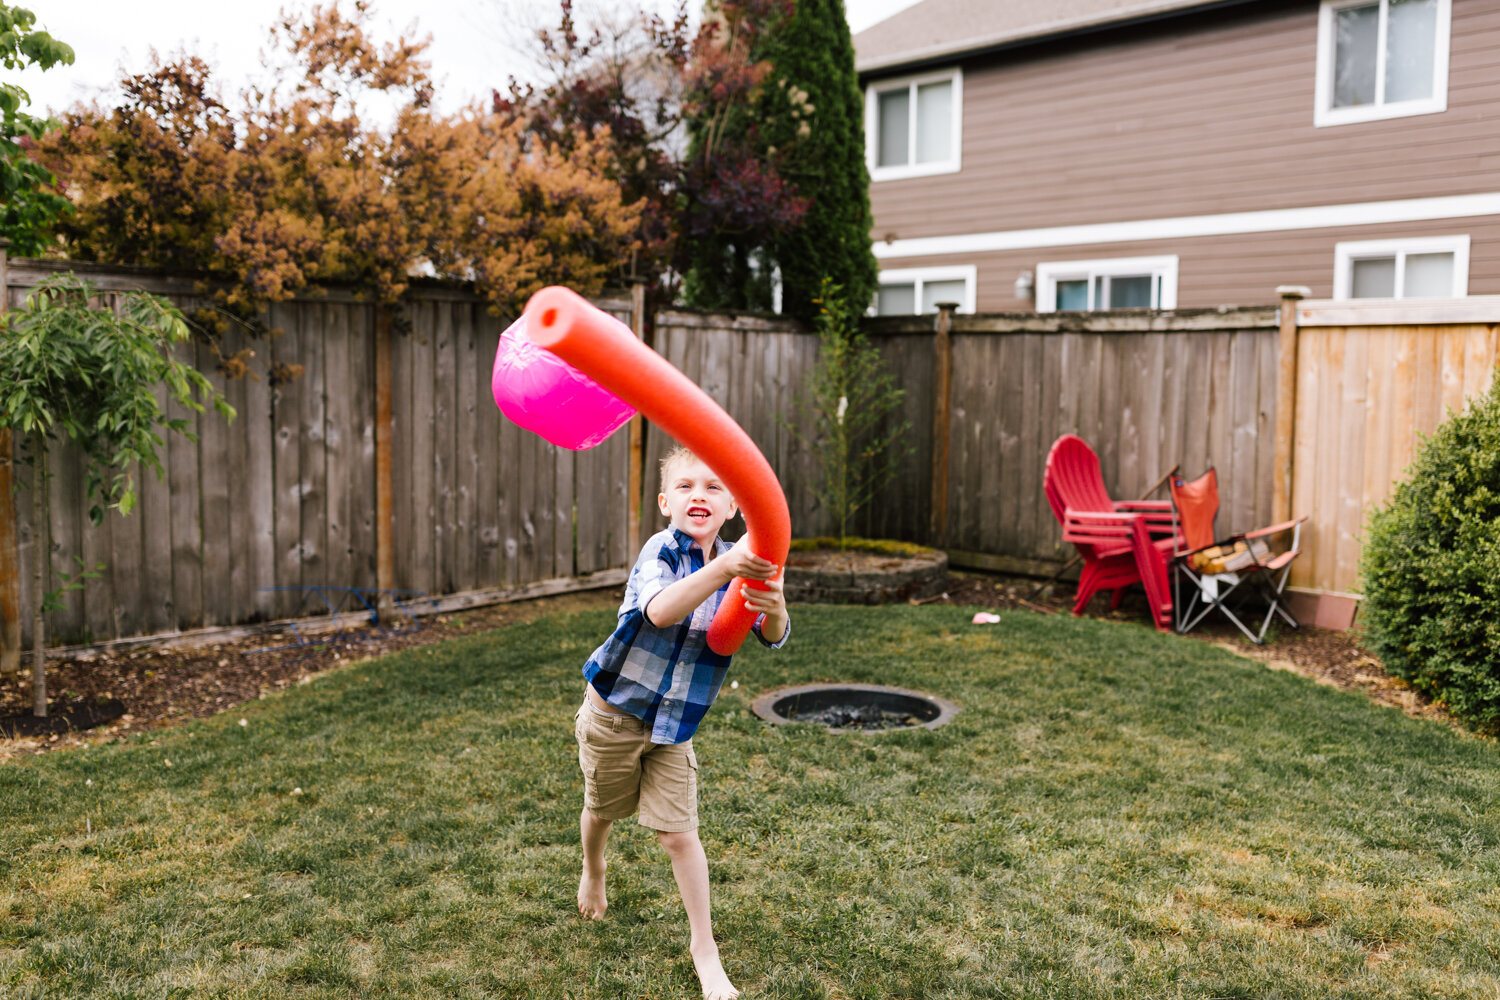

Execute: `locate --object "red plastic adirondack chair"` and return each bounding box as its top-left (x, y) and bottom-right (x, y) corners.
top-left (1043, 434), bottom-right (1176, 631)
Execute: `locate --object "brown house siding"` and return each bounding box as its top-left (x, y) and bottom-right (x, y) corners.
top-left (878, 215), bottom-right (1500, 311)
top-left (868, 0), bottom-right (1500, 247)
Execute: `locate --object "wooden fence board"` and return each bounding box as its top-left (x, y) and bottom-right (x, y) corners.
top-left (140, 380), bottom-right (176, 634)
top-left (389, 321), bottom-right (414, 592)
top-left (475, 313), bottom-right (503, 587)
top-left (454, 303), bottom-right (479, 593)
top-left (1333, 328), bottom-right (1369, 592)
top-left (410, 302), bottom-right (437, 595)
top-left (271, 302), bottom-right (303, 618)
top-left (108, 456), bottom-right (145, 639)
top-left (299, 301), bottom-right (329, 598)
top-left (350, 306), bottom-right (378, 588)
top-left (432, 301), bottom-right (456, 593)
top-left (322, 303), bottom-right (354, 592)
top-left (1255, 328), bottom-right (1278, 528)
top-left (197, 333), bottom-right (234, 628)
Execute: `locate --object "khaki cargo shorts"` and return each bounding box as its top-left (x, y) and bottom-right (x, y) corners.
top-left (574, 697), bottom-right (698, 832)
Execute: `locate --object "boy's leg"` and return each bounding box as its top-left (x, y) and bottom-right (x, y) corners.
top-left (578, 808), bottom-right (612, 920)
top-left (658, 828), bottom-right (737, 1000)
top-left (575, 698), bottom-right (647, 921)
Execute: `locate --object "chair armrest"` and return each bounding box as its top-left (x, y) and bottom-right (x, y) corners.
top-left (1241, 516), bottom-right (1307, 540)
top-left (1114, 500), bottom-right (1173, 513)
top-left (1061, 508), bottom-right (1139, 544)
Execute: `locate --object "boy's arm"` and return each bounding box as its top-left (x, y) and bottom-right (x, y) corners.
top-left (644, 536), bottom-right (778, 628)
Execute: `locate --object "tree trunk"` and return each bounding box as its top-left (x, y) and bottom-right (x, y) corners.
top-left (30, 435), bottom-right (47, 718)
top-left (0, 428), bottom-right (20, 674)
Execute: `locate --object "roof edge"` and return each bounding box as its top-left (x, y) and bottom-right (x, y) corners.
top-left (855, 0), bottom-right (1256, 75)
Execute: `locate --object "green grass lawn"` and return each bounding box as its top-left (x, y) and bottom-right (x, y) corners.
top-left (3, 605), bottom-right (1498, 999)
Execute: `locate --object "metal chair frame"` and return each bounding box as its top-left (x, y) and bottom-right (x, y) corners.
top-left (1168, 468), bottom-right (1306, 644)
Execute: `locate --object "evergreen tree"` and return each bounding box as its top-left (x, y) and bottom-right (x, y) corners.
top-left (758, 0), bottom-right (877, 322)
top-left (682, 0), bottom-right (877, 322)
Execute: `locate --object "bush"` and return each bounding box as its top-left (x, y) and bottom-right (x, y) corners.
top-left (1360, 377), bottom-right (1500, 732)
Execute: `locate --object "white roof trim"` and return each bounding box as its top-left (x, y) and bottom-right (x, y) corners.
top-left (873, 192), bottom-right (1500, 259)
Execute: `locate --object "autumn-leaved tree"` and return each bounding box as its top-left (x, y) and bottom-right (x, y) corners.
top-left (495, 0), bottom-right (809, 303)
top-left (38, 2), bottom-right (641, 324)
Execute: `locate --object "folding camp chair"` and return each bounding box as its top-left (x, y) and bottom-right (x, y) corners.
top-left (1168, 467), bottom-right (1306, 643)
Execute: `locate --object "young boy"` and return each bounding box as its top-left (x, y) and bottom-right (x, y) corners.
top-left (574, 445), bottom-right (789, 1000)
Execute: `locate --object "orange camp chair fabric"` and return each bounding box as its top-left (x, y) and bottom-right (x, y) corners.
top-left (1169, 468), bottom-right (1219, 554)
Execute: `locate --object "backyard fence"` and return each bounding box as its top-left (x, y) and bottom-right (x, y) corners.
top-left (1, 254), bottom-right (1497, 654)
top-left (1276, 296), bottom-right (1500, 596)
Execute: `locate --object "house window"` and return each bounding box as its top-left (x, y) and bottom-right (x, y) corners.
top-left (1333, 236), bottom-right (1468, 298)
top-left (866, 69), bottom-right (962, 181)
top-left (1035, 257), bottom-right (1179, 313)
top-left (874, 266), bottom-right (976, 315)
top-left (1315, 0), bottom-right (1450, 126)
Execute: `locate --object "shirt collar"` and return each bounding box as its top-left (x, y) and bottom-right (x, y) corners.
top-left (669, 526), bottom-right (728, 559)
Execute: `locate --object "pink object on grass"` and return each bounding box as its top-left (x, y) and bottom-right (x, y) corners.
top-left (490, 313), bottom-right (635, 450)
top-left (971, 612), bottom-right (1001, 625)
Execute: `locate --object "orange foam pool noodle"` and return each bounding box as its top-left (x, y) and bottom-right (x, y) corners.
top-left (522, 286), bottom-right (791, 655)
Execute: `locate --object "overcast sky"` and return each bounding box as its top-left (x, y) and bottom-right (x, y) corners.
top-left (11, 0), bottom-right (921, 117)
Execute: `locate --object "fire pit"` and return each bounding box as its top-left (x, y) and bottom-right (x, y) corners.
top-left (751, 683), bottom-right (958, 732)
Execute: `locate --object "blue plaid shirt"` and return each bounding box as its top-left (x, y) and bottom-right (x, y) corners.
top-left (583, 527), bottom-right (790, 744)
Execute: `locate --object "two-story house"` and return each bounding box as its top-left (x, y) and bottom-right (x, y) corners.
top-left (853, 0), bottom-right (1498, 314)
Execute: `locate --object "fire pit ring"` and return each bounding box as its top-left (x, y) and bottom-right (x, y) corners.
top-left (750, 683), bottom-right (959, 732)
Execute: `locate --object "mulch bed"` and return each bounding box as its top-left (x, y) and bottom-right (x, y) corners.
top-left (0, 570), bottom-right (1461, 759)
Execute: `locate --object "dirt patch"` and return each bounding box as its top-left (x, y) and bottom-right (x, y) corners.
top-left (0, 568), bottom-right (1466, 759)
top-left (0, 589), bottom-right (621, 760)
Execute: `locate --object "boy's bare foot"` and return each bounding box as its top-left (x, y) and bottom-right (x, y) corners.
top-left (690, 939), bottom-right (739, 999)
top-left (577, 870), bottom-right (608, 920)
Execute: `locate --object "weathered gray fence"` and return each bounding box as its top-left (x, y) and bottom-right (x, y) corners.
top-left (1, 256), bottom-right (1284, 650)
top-left (921, 310), bottom-right (1279, 575)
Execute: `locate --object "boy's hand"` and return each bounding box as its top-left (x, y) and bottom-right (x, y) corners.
top-left (740, 576), bottom-right (787, 618)
top-left (718, 534), bottom-right (778, 583)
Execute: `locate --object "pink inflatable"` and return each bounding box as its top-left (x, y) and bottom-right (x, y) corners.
top-left (490, 313), bottom-right (635, 450)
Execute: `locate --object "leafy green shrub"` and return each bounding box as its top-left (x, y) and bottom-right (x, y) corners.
top-left (1360, 377), bottom-right (1500, 732)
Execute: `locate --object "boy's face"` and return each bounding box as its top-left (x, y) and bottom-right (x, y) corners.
top-left (658, 456), bottom-right (737, 548)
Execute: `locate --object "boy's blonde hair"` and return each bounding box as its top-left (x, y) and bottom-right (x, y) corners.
top-left (658, 445), bottom-right (701, 492)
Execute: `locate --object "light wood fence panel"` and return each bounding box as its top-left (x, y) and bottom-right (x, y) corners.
top-left (1288, 300), bottom-right (1500, 595)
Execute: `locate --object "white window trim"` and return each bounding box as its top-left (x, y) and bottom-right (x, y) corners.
top-left (1314, 0), bottom-right (1450, 127)
top-left (1332, 234), bottom-right (1469, 299)
top-left (876, 265), bottom-right (977, 315)
top-left (865, 68), bottom-right (963, 182)
top-left (1035, 256), bottom-right (1179, 313)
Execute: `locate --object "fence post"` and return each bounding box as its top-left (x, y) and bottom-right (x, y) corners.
top-left (627, 281), bottom-right (648, 552)
top-left (1272, 286), bottom-right (1309, 525)
top-left (0, 239), bottom-right (18, 674)
top-left (930, 302), bottom-right (957, 546)
top-left (374, 304), bottom-right (396, 613)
